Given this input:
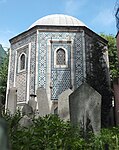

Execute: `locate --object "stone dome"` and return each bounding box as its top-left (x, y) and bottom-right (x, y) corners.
top-left (29, 14), bottom-right (86, 29)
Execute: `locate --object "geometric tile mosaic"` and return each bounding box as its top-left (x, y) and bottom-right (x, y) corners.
top-left (74, 33), bottom-right (83, 89)
top-left (38, 31), bottom-right (84, 100)
top-left (16, 73), bottom-right (27, 102)
top-left (15, 46), bottom-right (28, 102)
top-left (30, 42), bottom-right (36, 94)
top-left (9, 33), bottom-right (37, 102)
top-left (51, 42), bottom-right (71, 99)
top-left (9, 30), bottom-right (84, 102)
top-left (51, 70), bottom-right (71, 99)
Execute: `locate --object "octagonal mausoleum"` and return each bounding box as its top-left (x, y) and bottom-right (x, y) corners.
top-left (6, 14), bottom-right (109, 113)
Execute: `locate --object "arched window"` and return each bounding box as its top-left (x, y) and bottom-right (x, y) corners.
top-left (20, 54), bottom-right (25, 70)
top-left (19, 53), bottom-right (26, 71)
top-left (56, 48), bottom-right (66, 65)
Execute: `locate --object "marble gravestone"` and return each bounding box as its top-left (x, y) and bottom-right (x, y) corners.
top-left (19, 115), bottom-right (33, 128)
top-left (58, 89), bottom-right (73, 121)
top-left (7, 87), bottom-right (17, 114)
top-left (19, 104), bottom-right (34, 128)
top-left (36, 87), bottom-right (50, 117)
top-left (22, 104), bottom-right (33, 117)
top-left (28, 95), bottom-right (37, 113)
top-left (69, 83), bottom-right (101, 135)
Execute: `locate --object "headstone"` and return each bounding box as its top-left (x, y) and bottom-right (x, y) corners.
top-left (22, 104), bottom-right (33, 118)
top-left (69, 83), bottom-right (101, 135)
top-left (19, 115), bottom-right (33, 128)
top-left (58, 89), bottom-right (73, 121)
top-left (36, 87), bottom-right (50, 117)
top-left (0, 118), bottom-right (9, 150)
top-left (28, 94), bottom-right (37, 113)
top-left (7, 87), bottom-right (17, 114)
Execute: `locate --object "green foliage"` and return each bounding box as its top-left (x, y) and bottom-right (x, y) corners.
top-left (2, 112), bottom-right (119, 150)
top-left (0, 53), bottom-right (8, 103)
top-left (5, 114), bottom-right (86, 150)
top-left (100, 34), bottom-right (119, 79)
top-left (90, 127), bottom-right (119, 150)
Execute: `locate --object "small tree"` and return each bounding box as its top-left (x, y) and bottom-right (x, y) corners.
top-left (0, 53), bottom-right (9, 104)
top-left (100, 34), bottom-right (119, 79)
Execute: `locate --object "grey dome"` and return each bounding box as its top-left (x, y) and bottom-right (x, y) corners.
top-left (29, 14), bottom-right (86, 29)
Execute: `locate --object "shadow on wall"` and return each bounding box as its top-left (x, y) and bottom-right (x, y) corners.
top-left (86, 37), bottom-right (113, 127)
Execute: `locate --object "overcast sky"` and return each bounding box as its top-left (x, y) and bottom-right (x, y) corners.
top-left (0, 0), bottom-right (117, 48)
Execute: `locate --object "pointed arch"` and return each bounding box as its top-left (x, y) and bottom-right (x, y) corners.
top-left (54, 47), bottom-right (68, 68)
top-left (56, 48), bottom-right (66, 65)
top-left (18, 52), bottom-right (26, 72)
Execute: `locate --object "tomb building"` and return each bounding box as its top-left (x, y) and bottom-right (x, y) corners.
top-left (6, 14), bottom-right (110, 114)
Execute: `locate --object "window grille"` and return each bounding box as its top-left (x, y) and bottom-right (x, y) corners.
top-left (20, 53), bottom-right (25, 70)
top-left (56, 48), bottom-right (66, 65)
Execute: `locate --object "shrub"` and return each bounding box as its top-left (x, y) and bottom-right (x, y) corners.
top-left (4, 113), bottom-right (86, 150)
top-left (2, 112), bottom-right (119, 150)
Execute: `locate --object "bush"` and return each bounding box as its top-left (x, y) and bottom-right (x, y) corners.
top-left (2, 112), bottom-right (119, 150)
top-left (4, 113), bottom-right (86, 150)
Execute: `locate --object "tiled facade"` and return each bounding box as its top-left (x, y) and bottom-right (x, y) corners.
top-left (7, 25), bottom-right (108, 113)
top-left (8, 31), bottom-right (37, 103)
top-left (38, 31), bottom-right (83, 100)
